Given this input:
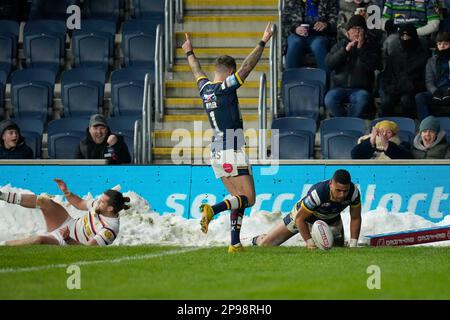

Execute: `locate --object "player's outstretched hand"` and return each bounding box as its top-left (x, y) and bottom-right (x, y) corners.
top-left (54, 178), bottom-right (68, 193)
top-left (182, 33), bottom-right (193, 54)
top-left (262, 22), bottom-right (273, 43)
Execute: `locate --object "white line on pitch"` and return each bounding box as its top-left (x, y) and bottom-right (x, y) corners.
top-left (0, 247), bottom-right (203, 274)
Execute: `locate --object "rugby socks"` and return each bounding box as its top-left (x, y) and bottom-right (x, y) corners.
top-left (230, 207), bottom-right (245, 246)
top-left (211, 195), bottom-right (248, 215)
top-left (0, 191), bottom-right (22, 205)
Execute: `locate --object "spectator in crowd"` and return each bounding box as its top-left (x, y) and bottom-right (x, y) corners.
top-left (379, 24), bottom-right (428, 118)
top-left (337, 0), bottom-right (373, 41)
top-left (0, 120), bottom-right (33, 159)
top-left (351, 120), bottom-right (412, 159)
top-left (415, 31), bottom-right (450, 120)
top-left (325, 15), bottom-right (382, 118)
top-left (75, 114), bottom-right (131, 164)
top-left (412, 115), bottom-right (450, 158)
top-left (281, 0), bottom-right (339, 70)
top-left (381, 0), bottom-right (440, 56)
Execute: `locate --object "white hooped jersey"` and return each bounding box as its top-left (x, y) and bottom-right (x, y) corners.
top-left (69, 199), bottom-right (120, 246)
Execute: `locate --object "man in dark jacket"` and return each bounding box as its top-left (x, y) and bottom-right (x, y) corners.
top-left (325, 15), bottom-right (382, 118)
top-left (75, 114), bottom-right (131, 164)
top-left (0, 120), bottom-right (34, 159)
top-left (415, 31), bottom-right (450, 121)
top-left (379, 24), bottom-right (429, 118)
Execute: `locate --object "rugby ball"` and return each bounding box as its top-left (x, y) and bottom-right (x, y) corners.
top-left (311, 220), bottom-right (334, 250)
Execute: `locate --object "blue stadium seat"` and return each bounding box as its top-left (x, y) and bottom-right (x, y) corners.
top-left (74, 19), bottom-right (116, 52)
top-left (111, 67), bottom-right (153, 116)
top-left (437, 117), bottom-right (450, 138)
top-left (133, 0), bottom-right (165, 20)
top-left (0, 20), bottom-right (19, 76)
top-left (47, 118), bottom-right (88, 159)
top-left (10, 68), bottom-right (56, 121)
top-left (47, 117), bottom-right (88, 137)
top-left (61, 68), bottom-right (106, 117)
top-left (121, 20), bottom-right (158, 68)
top-left (29, 0), bottom-right (80, 20)
top-left (108, 115), bottom-right (140, 160)
top-left (281, 81), bottom-right (321, 120)
top-left (0, 34), bottom-right (14, 77)
top-left (83, 0), bottom-right (121, 21)
top-left (282, 67), bottom-right (327, 99)
top-left (271, 117), bottom-right (316, 159)
top-left (320, 117), bottom-right (366, 159)
top-left (23, 20), bottom-right (67, 71)
top-left (370, 117), bottom-right (416, 146)
top-left (0, 71), bottom-right (5, 111)
top-left (13, 118), bottom-right (44, 158)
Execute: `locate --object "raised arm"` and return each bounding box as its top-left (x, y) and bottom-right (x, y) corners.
top-left (53, 178), bottom-right (88, 211)
top-left (237, 22), bottom-right (273, 82)
top-left (182, 33), bottom-right (207, 80)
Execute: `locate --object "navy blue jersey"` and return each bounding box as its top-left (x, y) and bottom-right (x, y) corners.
top-left (292, 179), bottom-right (361, 224)
top-left (197, 73), bottom-right (245, 152)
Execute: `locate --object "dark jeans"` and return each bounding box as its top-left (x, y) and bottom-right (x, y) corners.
top-left (415, 91), bottom-right (433, 121)
top-left (325, 88), bottom-right (372, 118)
top-left (285, 34), bottom-right (328, 70)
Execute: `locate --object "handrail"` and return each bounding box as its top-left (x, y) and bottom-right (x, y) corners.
top-left (175, 0), bottom-right (184, 23)
top-left (258, 73), bottom-right (267, 160)
top-left (142, 73), bottom-right (153, 164)
top-left (133, 119), bottom-right (142, 164)
top-left (165, 0), bottom-right (174, 71)
top-left (155, 24), bottom-right (164, 124)
top-left (269, 23), bottom-right (278, 120)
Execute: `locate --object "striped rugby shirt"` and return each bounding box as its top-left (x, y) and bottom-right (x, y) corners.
top-left (70, 199), bottom-right (119, 246)
top-left (290, 179), bottom-right (361, 224)
top-left (382, 0), bottom-right (440, 28)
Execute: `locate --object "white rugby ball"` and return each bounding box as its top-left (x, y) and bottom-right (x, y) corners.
top-left (311, 220), bottom-right (334, 250)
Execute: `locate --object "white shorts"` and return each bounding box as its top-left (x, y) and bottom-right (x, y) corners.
top-left (210, 147), bottom-right (252, 179)
top-left (44, 217), bottom-right (76, 246)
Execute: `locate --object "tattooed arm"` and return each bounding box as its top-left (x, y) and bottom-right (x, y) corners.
top-left (182, 33), bottom-right (207, 80)
top-left (237, 22), bottom-right (273, 82)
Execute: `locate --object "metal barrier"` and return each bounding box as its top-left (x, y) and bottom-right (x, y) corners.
top-left (175, 0), bottom-right (184, 23)
top-left (155, 24), bottom-right (164, 125)
top-left (133, 119), bottom-right (142, 164)
top-left (258, 73), bottom-right (268, 160)
top-left (165, 0), bottom-right (174, 71)
top-left (142, 73), bottom-right (154, 164)
top-left (269, 23), bottom-right (278, 120)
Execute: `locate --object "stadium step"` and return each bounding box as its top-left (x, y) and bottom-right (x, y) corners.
top-left (184, 0), bottom-right (277, 11)
top-left (171, 63), bottom-right (268, 82)
top-left (164, 97), bottom-right (267, 114)
top-left (179, 15), bottom-right (277, 33)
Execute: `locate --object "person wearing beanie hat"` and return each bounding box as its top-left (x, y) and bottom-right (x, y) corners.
top-left (415, 31), bottom-right (450, 121)
top-left (378, 23), bottom-right (428, 118)
top-left (412, 116), bottom-right (450, 159)
top-left (337, 0), bottom-right (373, 41)
top-left (351, 119), bottom-right (413, 159)
top-left (381, 0), bottom-right (440, 56)
top-left (325, 14), bottom-right (382, 118)
top-left (282, 0), bottom-right (339, 70)
top-left (74, 114), bottom-right (131, 164)
top-left (0, 120), bottom-right (34, 159)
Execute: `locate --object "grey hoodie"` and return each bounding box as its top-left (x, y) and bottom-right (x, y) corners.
top-left (412, 130), bottom-right (450, 159)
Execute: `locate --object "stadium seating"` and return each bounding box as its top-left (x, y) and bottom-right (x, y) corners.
top-left (133, 0), bottom-right (165, 20)
top-left (82, 0), bottom-right (121, 21)
top-left (0, 70), bottom-right (5, 112)
top-left (29, 0), bottom-right (80, 20)
top-left (13, 118), bottom-right (44, 158)
top-left (281, 68), bottom-right (326, 120)
top-left (121, 20), bottom-right (158, 68)
top-left (271, 117), bottom-right (316, 159)
top-left (10, 68), bottom-right (56, 121)
top-left (61, 68), bottom-right (106, 117)
top-left (108, 115), bottom-right (141, 160)
top-left (371, 117), bottom-right (416, 146)
top-left (111, 67), bottom-right (153, 116)
top-left (320, 117), bottom-right (366, 159)
top-left (47, 118), bottom-right (87, 159)
top-left (72, 19), bottom-right (116, 71)
top-left (23, 20), bottom-right (67, 73)
top-left (437, 117), bottom-right (450, 138)
top-left (0, 20), bottom-right (19, 76)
